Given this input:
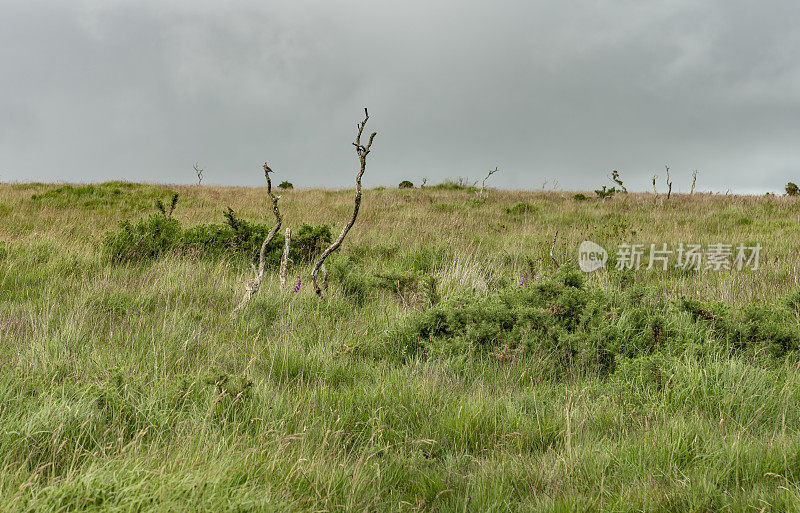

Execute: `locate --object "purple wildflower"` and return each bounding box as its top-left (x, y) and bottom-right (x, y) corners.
top-left (518, 277), bottom-right (525, 286)
top-left (294, 277), bottom-right (302, 293)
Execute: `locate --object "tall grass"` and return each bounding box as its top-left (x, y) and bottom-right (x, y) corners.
top-left (1, 182), bottom-right (800, 511)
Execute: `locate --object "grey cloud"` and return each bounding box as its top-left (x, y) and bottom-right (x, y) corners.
top-left (1, 0), bottom-right (798, 192)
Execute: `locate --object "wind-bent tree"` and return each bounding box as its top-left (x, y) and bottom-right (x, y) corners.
top-left (233, 163), bottom-right (282, 313)
top-left (310, 108), bottom-right (377, 296)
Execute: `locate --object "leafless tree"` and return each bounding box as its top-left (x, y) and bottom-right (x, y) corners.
top-left (665, 165), bottom-right (673, 200)
top-left (310, 108), bottom-right (376, 296)
top-left (479, 167), bottom-right (498, 199)
top-left (194, 162), bottom-right (204, 186)
top-left (233, 163), bottom-right (282, 313)
top-left (690, 170), bottom-right (698, 194)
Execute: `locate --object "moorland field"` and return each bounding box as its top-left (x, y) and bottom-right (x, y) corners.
top-left (2, 181), bottom-right (800, 511)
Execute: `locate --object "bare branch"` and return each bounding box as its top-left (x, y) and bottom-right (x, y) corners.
top-left (690, 170), bottom-right (698, 195)
top-left (479, 167), bottom-right (498, 200)
top-left (311, 109), bottom-right (376, 296)
top-left (193, 162), bottom-right (204, 186)
top-left (233, 162), bottom-right (282, 313)
top-left (665, 165), bottom-right (673, 200)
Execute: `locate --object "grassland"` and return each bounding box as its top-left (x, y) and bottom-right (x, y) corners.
top-left (1, 181), bottom-right (800, 511)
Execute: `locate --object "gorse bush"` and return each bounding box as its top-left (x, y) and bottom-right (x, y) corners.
top-left (594, 185), bottom-right (617, 200)
top-left (393, 265), bottom-right (800, 376)
top-left (505, 202), bottom-right (538, 215)
top-left (104, 205), bottom-right (331, 266)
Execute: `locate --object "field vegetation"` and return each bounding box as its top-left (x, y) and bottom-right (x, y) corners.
top-left (2, 181), bottom-right (800, 511)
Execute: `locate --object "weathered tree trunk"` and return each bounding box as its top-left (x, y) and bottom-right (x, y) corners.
top-left (233, 163), bottom-right (282, 313)
top-left (310, 108), bottom-right (376, 296)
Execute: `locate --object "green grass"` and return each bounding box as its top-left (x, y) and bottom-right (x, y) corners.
top-left (1, 183), bottom-right (800, 511)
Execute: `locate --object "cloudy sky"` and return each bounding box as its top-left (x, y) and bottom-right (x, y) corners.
top-left (1, 1), bottom-right (798, 192)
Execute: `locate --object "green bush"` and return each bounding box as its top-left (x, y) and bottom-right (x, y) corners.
top-left (104, 207), bottom-right (331, 266)
top-left (594, 186), bottom-right (617, 200)
top-left (278, 181), bottom-right (294, 190)
top-left (398, 180), bottom-right (414, 189)
top-left (393, 267), bottom-right (800, 375)
top-left (786, 182), bottom-right (799, 196)
top-left (572, 193), bottom-right (588, 201)
top-left (505, 202), bottom-right (537, 215)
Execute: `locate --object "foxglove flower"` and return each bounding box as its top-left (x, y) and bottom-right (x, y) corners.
top-left (294, 277), bottom-right (302, 293)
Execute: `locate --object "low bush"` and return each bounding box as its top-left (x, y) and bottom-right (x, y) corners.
top-left (104, 207), bottom-right (331, 266)
top-left (393, 265), bottom-right (800, 375)
top-left (398, 180), bottom-right (414, 189)
top-left (505, 202), bottom-right (537, 215)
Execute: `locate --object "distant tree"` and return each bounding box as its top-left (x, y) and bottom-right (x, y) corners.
top-left (278, 181), bottom-right (294, 190)
top-left (787, 182), bottom-right (799, 196)
top-left (193, 163), bottom-right (204, 186)
top-left (609, 170), bottom-right (627, 193)
top-left (398, 180), bottom-right (414, 189)
top-left (594, 186), bottom-right (616, 200)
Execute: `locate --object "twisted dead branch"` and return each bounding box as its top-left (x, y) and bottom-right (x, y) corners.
top-left (665, 165), bottom-right (673, 200)
top-left (233, 163), bottom-right (282, 313)
top-left (479, 167), bottom-right (498, 199)
top-left (310, 108), bottom-right (376, 296)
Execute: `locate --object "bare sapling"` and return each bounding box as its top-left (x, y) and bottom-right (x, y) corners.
top-left (479, 167), bottom-right (499, 199)
top-left (233, 163), bottom-right (282, 313)
top-left (194, 162), bottom-right (204, 186)
top-left (280, 227), bottom-right (291, 290)
top-left (665, 165), bottom-right (673, 200)
top-left (310, 108), bottom-right (376, 296)
top-left (690, 170), bottom-right (698, 194)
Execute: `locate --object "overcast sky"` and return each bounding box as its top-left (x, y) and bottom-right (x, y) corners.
top-left (1, 1), bottom-right (798, 192)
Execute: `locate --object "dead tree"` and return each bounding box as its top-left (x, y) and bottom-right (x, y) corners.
top-left (279, 227), bottom-right (291, 290)
top-left (233, 163), bottom-right (282, 313)
top-left (310, 108), bottom-right (376, 296)
top-left (665, 165), bottom-right (673, 200)
top-left (690, 170), bottom-right (698, 195)
top-left (479, 167), bottom-right (498, 199)
top-left (194, 162), bottom-right (204, 186)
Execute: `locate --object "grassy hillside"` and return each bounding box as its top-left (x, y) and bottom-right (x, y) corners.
top-left (2, 182), bottom-right (800, 511)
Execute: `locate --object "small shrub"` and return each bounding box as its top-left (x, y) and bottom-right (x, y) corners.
top-left (505, 202), bottom-right (537, 215)
top-left (104, 206), bottom-right (331, 266)
top-left (278, 181), bottom-right (294, 190)
top-left (594, 186), bottom-right (617, 200)
top-left (572, 193), bottom-right (588, 201)
top-left (786, 182), bottom-right (799, 196)
top-left (398, 180), bottom-right (414, 189)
